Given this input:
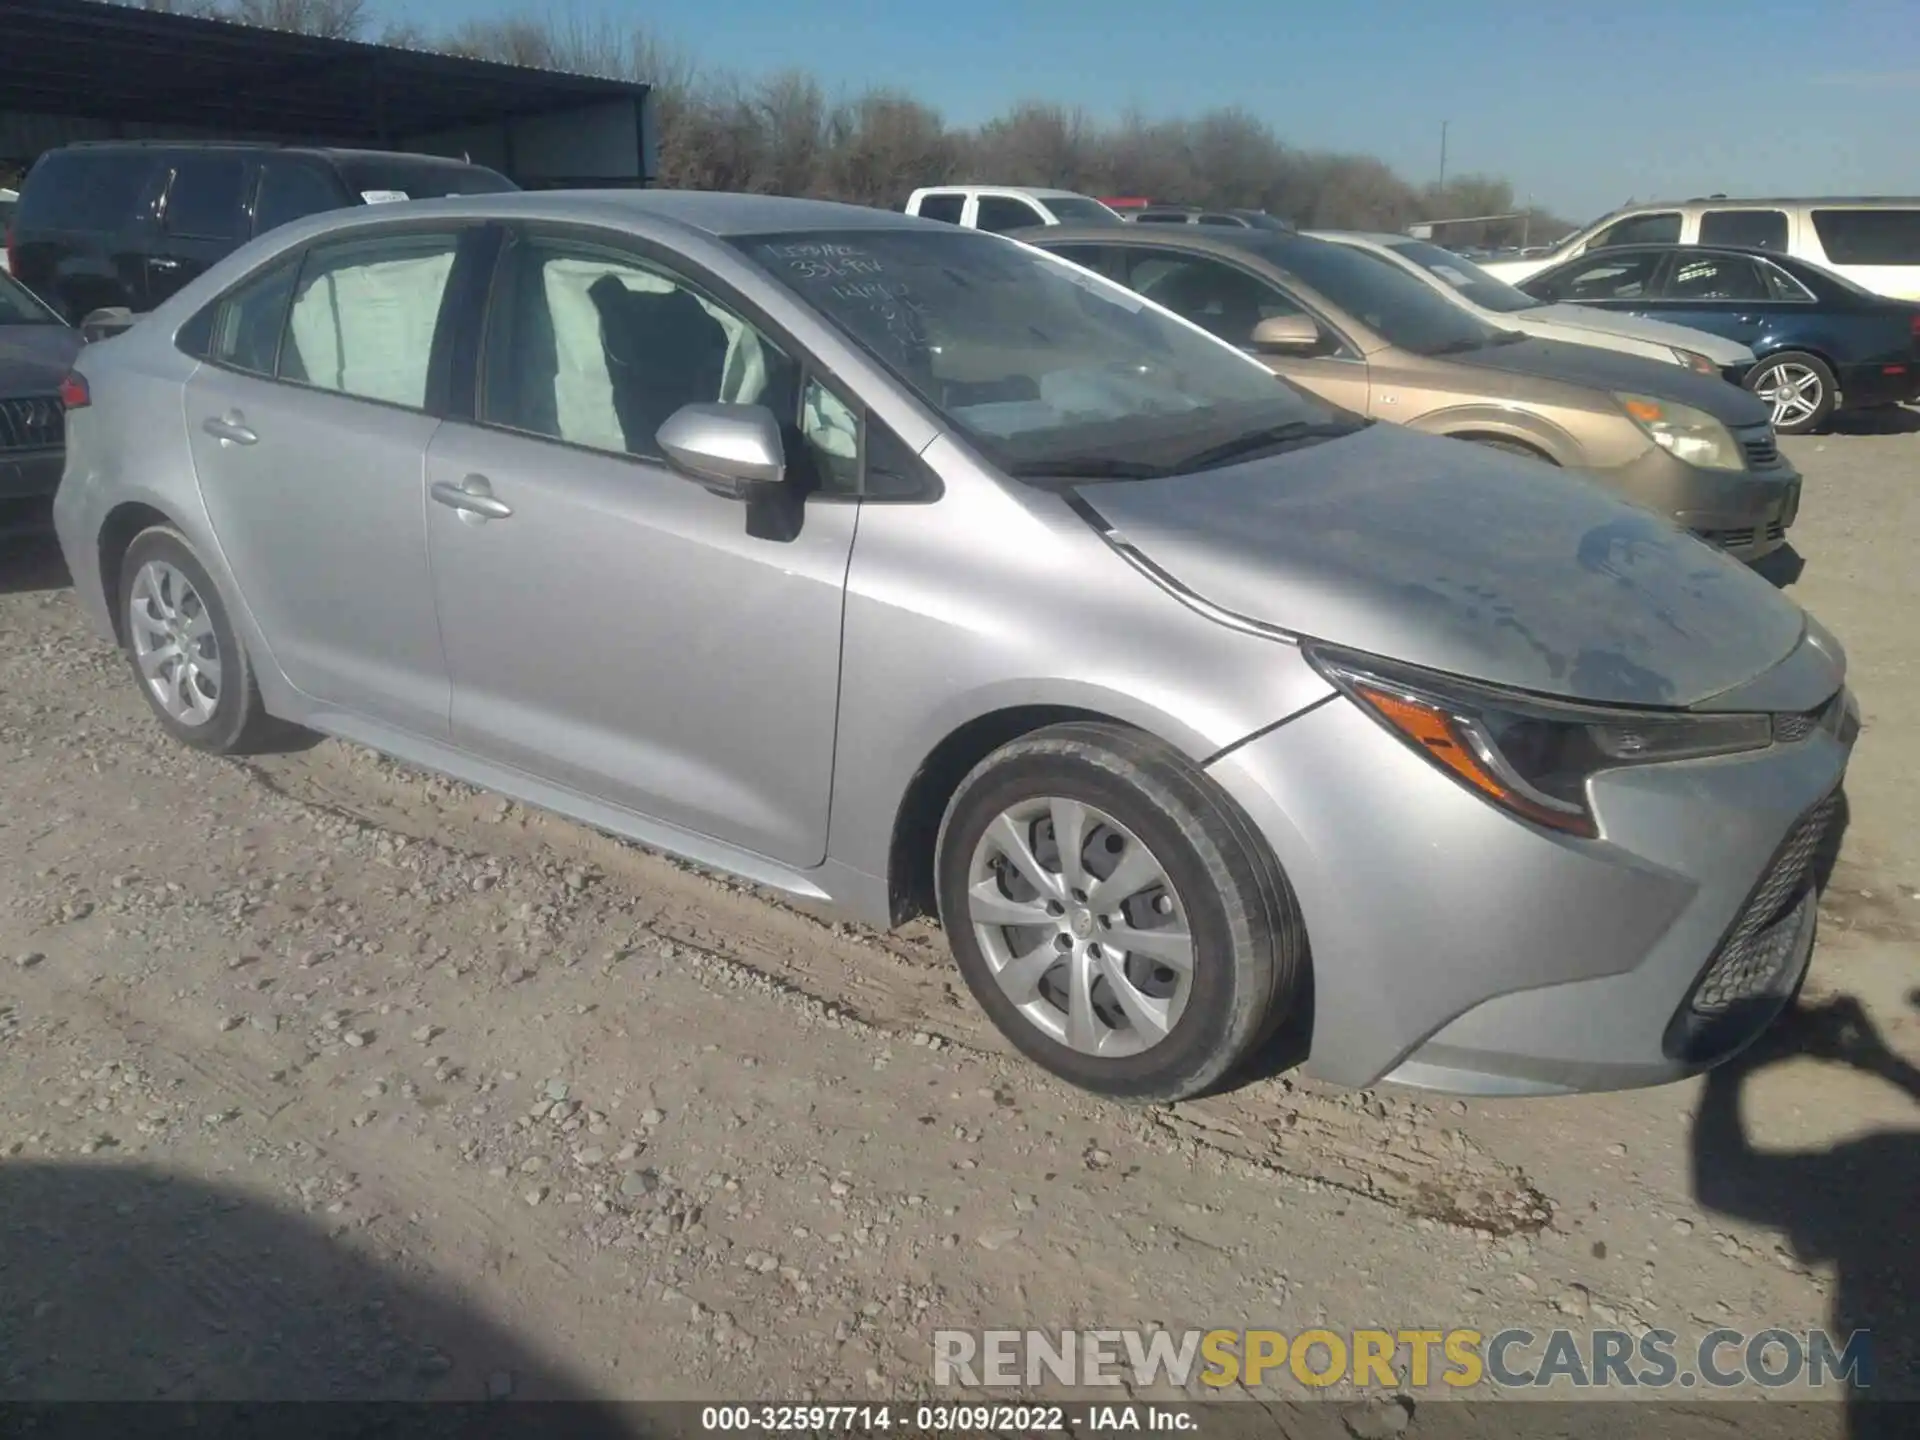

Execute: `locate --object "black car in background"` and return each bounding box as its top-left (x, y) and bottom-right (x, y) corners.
top-left (1519, 242), bottom-right (1920, 434)
top-left (6, 141), bottom-right (516, 323)
top-left (0, 267), bottom-right (82, 520)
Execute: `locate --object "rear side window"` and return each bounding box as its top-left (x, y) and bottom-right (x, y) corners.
top-left (253, 161), bottom-right (345, 236)
top-left (208, 255), bottom-right (301, 375)
top-left (1698, 208), bottom-right (1788, 251)
top-left (915, 194), bottom-right (964, 224)
top-left (1811, 209), bottom-right (1920, 265)
top-left (162, 156), bottom-right (246, 242)
top-left (18, 152), bottom-right (154, 232)
top-left (281, 231), bottom-right (461, 409)
top-left (975, 196), bottom-right (1047, 233)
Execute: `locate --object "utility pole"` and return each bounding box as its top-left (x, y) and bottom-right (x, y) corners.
top-left (1437, 120), bottom-right (1448, 192)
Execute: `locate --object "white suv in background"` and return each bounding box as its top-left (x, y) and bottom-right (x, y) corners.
top-left (904, 185), bottom-right (1123, 233)
top-left (1480, 197), bottom-right (1920, 300)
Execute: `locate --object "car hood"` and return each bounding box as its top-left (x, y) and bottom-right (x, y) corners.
top-left (1450, 336), bottom-right (1771, 427)
top-left (1526, 303), bottom-right (1756, 366)
top-left (0, 324), bottom-right (83, 396)
top-left (1073, 422), bottom-right (1809, 708)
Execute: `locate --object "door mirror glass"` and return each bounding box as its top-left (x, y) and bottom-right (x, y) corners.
top-left (79, 307), bottom-right (136, 343)
top-left (1250, 314), bottom-right (1323, 354)
top-left (657, 402), bottom-right (787, 496)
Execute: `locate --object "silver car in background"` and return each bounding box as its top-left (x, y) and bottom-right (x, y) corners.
top-left (52, 192), bottom-right (1857, 1103)
top-left (1313, 230), bottom-right (1757, 379)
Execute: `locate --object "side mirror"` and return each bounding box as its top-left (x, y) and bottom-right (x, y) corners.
top-left (1249, 314), bottom-right (1324, 355)
top-left (656, 402), bottom-right (786, 498)
top-left (79, 307), bottom-right (136, 344)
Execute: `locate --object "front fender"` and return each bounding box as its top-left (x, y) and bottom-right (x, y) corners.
top-left (1406, 403), bottom-right (1581, 464)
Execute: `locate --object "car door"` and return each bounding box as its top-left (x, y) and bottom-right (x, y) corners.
top-left (146, 153), bottom-right (250, 307)
top-left (183, 224), bottom-right (478, 738)
top-left (1112, 246), bottom-right (1372, 413)
top-left (421, 225), bottom-right (860, 867)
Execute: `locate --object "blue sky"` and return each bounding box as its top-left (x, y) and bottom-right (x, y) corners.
top-left (384, 0), bottom-right (1920, 223)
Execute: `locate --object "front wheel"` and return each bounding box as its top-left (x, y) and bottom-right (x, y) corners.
top-left (1746, 351), bottom-right (1836, 435)
top-left (934, 722), bottom-right (1309, 1102)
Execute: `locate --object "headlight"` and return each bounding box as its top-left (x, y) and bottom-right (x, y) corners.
top-left (1613, 391), bottom-right (1744, 470)
top-left (1671, 347), bottom-right (1717, 375)
top-left (1309, 647), bottom-right (1774, 838)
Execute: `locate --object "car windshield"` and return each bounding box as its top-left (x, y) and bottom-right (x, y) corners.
top-left (734, 227), bottom-right (1356, 478)
top-left (1263, 238), bottom-right (1509, 355)
top-left (336, 158), bottom-right (518, 201)
top-left (0, 268), bottom-right (61, 325)
top-left (1043, 197), bottom-right (1124, 226)
top-left (1383, 239), bottom-right (1543, 314)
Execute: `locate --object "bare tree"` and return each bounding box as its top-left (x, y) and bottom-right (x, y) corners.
top-left (226, 0), bottom-right (366, 39)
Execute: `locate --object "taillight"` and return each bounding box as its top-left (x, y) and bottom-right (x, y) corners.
top-left (59, 372), bottom-right (90, 409)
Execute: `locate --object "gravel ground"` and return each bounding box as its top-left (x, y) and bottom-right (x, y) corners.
top-left (0, 427), bottom-right (1914, 1430)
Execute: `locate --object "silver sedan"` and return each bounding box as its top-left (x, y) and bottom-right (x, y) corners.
top-left (52, 190), bottom-right (1857, 1102)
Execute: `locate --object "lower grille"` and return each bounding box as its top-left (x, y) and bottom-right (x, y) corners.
top-left (1665, 792), bottom-right (1839, 1059)
top-left (0, 395), bottom-right (64, 453)
top-left (1735, 425), bottom-right (1782, 470)
top-left (1700, 520), bottom-right (1786, 555)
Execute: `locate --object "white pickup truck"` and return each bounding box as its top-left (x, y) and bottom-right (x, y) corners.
top-left (903, 185), bottom-right (1123, 234)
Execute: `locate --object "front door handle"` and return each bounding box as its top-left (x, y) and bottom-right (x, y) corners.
top-left (201, 414), bottom-right (257, 445)
top-left (150, 257), bottom-right (182, 272)
top-left (431, 475), bottom-right (513, 522)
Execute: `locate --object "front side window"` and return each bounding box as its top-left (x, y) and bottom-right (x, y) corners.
top-left (734, 227), bottom-right (1348, 477)
top-left (1262, 239), bottom-right (1505, 355)
top-left (915, 194), bottom-right (965, 224)
top-left (975, 196), bottom-right (1047, 233)
top-left (1123, 251), bottom-right (1308, 346)
top-left (480, 233), bottom-right (826, 471)
top-left (162, 157), bottom-right (246, 242)
top-left (1810, 208), bottom-right (1920, 265)
top-left (254, 162), bottom-right (345, 237)
top-left (1537, 250), bottom-right (1664, 302)
top-left (1591, 211), bottom-right (1681, 248)
top-left (281, 230), bottom-right (460, 408)
top-left (1661, 253), bottom-right (1768, 302)
top-left (208, 255), bottom-right (300, 374)
top-left (1698, 208), bottom-right (1788, 251)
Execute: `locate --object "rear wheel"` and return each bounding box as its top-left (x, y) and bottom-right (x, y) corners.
top-left (1746, 351), bottom-right (1835, 435)
top-left (935, 722), bottom-right (1308, 1102)
top-left (118, 526), bottom-right (283, 755)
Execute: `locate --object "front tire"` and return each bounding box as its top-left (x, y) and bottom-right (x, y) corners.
top-left (934, 722), bottom-right (1308, 1102)
top-left (1746, 351), bottom-right (1836, 435)
top-left (117, 526), bottom-right (281, 755)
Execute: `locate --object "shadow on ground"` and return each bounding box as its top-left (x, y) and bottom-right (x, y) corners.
top-left (0, 1161), bottom-right (626, 1414)
top-left (0, 524), bottom-right (68, 596)
top-left (1826, 407), bottom-right (1920, 437)
top-left (1753, 542), bottom-right (1806, 589)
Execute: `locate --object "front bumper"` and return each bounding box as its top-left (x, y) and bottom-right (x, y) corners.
top-left (1592, 431), bottom-right (1800, 563)
top-left (1205, 682), bottom-right (1855, 1095)
top-left (0, 448), bottom-right (62, 501)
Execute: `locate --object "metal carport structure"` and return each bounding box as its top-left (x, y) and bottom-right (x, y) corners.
top-left (0, 0), bottom-right (655, 188)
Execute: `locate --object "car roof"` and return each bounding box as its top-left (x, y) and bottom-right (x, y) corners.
top-left (917, 184), bottom-right (1091, 200)
top-left (301, 188), bottom-right (933, 238)
top-left (49, 141), bottom-right (497, 169)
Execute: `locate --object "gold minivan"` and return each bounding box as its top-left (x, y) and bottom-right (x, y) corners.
top-left (1024, 225), bottom-right (1802, 562)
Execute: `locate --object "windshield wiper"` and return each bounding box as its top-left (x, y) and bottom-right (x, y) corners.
top-left (1005, 456), bottom-right (1174, 481)
top-left (1175, 419), bottom-right (1365, 473)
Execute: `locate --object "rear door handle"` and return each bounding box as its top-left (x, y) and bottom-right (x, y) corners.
top-left (431, 475), bottom-right (513, 521)
top-left (201, 414), bottom-right (257, 445)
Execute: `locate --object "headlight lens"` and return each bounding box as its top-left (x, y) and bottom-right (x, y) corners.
top-left (1671, 347), bottom-right (1718, 375)
top-left (1613, 390), bottom-right (1744, 471)
top-left (1309, 648), bottom-right (1774, 838)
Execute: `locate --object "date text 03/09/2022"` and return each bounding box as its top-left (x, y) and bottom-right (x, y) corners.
top-left (698, 1404), bottom-right (1193, 1433)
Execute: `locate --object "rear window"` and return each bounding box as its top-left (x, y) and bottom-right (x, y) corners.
top-left (333, 158), bottom-right (517, 203)
top-left (1810, 209), bottom-right (1920, 266)
top-left (17, 151), bottom-right (154, 232)
top-left (1698, 208), bottom-right (1788, 251)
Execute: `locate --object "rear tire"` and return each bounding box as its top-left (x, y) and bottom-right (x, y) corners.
top-left (1746, 351), bottom-right (1836, 435)
top-left (117, 526), bottom-right (283, 755)
top-left (934, 721), bottom-right (1309, 1102)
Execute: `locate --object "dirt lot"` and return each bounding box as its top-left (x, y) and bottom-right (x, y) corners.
top-left (0, 424), bottom-right (1915, 1427)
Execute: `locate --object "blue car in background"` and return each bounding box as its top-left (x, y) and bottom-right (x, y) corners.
top-left (1518, 242), bottom-right (1920, 434)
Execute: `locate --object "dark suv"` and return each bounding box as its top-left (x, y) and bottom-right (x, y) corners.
top-left (6, 142), bottom-right (516, 322)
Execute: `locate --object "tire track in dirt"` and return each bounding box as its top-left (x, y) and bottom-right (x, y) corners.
top-left (245, 742), bottom-right (1555, 1237)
